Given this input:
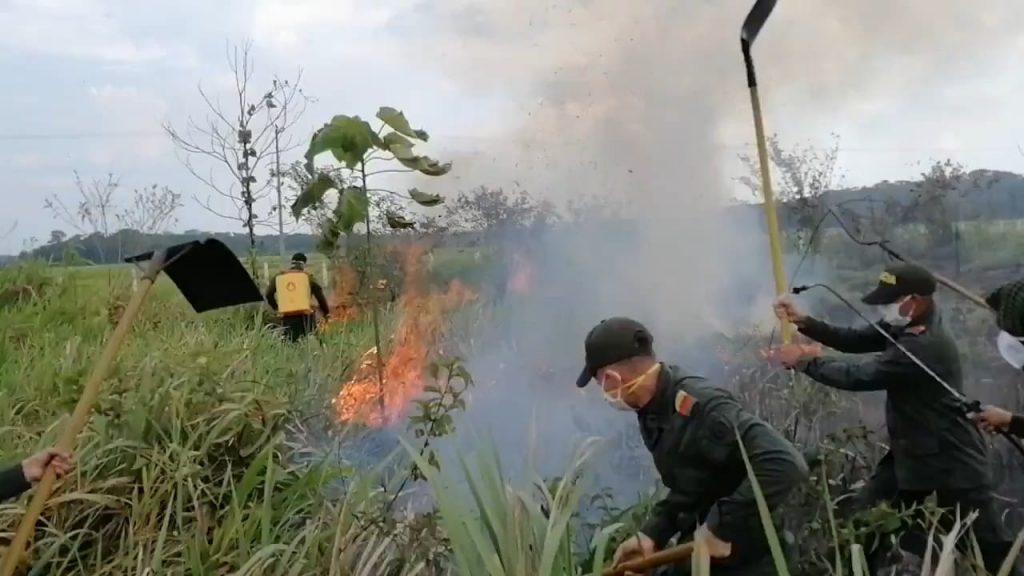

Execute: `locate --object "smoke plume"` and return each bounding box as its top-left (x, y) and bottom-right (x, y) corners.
top-left (398, 0), bottom-right (1022, 495)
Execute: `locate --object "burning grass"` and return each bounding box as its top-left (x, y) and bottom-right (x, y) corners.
top-left (332, 243), bottom-right (477, 427)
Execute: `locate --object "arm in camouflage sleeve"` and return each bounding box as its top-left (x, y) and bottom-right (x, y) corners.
top-left (641, 491), bottom-right (699, 550)
top-left (797, 317), bottom-right (888, 354)
top-left (702, 399), bottom-right (809, 544)
top-left (797, 340), bottom-right (926, 392)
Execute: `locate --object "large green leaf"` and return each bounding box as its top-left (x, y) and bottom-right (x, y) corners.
top-left (408, 188), bottom-right (444, 207)
top-left (385, 137), bottom-right (452, 176)
top-left (377, 107), bottom-right (429, 141)
top-left (386, 212), bottom-right (416, 230)
top-left (290, 173), bottom-right (336, 219)
top-left (405, 156), bottom-right (452, 176)
top-left (335, 186), bottom-right (368, 233)
top-left (380, 131), bottom-right (414, 152)
top-left (304, 115), bottom-right (377, 171)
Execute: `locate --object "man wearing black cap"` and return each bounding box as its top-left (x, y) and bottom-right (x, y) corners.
top-left (769, 264), bottom-right (1016, 575)
top-left (971, 280), bottom-right (1024, 436)
top-left (578, 317), bottom-right (808, 575)
top-left (265, 253), bottom-right (330, 342)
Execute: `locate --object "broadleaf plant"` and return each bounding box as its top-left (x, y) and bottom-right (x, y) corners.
top-left (293, 106), bottom-right (452, 423)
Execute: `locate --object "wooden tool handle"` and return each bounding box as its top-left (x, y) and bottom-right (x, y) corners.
top-left (1, 254), bottom-right (165, 576)
top-left (602, 542), bottom-right (696, 576)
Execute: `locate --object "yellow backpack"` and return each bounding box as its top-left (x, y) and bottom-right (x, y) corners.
top-left (275, 271), bottom-right (313, 315)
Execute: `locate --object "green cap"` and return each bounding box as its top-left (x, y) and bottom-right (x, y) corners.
top-left (861, 264), bottom-right (936, 305)
top-left (987, 280), bottom-right (1024, 337)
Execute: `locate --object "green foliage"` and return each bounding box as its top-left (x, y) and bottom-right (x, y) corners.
top-left (377, 107), bottom-right (430, 141)
top-left (305, 115), bottom-right (380, 172)
top-left (406, 357), bottom-right (474, 481)
top-left (294, 106), bottom-right (451, 255)
top-left (0, 262), bottom-right (435, 574)
top-left (409, 188), bottom-right (445, 207)
top-left (408, 437), bottom-right (607, 576)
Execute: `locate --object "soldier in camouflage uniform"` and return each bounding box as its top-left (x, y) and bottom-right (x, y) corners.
top-left (576, 317), bottom-right (808, 575)
top-left (769, 264), bottom-right (1018, 575)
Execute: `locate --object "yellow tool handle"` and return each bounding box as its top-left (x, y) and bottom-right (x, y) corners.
top-left (747, 85), bottom-right (791, 343)
top-left (1, 256), bottom-right (164, 576)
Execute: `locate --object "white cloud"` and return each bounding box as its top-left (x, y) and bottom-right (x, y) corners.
top-left (0, 0), bottom-right (166, 63)
top-left (249, 0), bottom-right (419, 57)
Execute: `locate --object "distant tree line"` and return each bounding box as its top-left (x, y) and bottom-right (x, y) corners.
top-left (20, 230), bottom-right (322, 265)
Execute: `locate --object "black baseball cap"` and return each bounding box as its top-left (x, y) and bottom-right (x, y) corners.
top-left (575, 317), bottom-right (654, 388)
top-left (987, 280), bottom-right (1024, 337)
top-left (861, 264), bottom-right (936, 305)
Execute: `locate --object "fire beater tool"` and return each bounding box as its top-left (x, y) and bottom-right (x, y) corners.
top-left (0, 239), bottom-right (264, 575)
top-left (741, 0), bottom-right (791, 343)
top-left (790, 282), bottom-right (1024, 461)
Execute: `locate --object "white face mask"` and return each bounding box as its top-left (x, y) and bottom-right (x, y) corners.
top-left (997, 331), bottom-right (1024, 370)
top-left (877, 298), bottom-right (911, 327)
top-left (600, 363), bottom-right (659, 411)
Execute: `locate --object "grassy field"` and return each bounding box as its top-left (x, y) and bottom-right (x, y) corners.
top-left (2, 242), bottom-right (1023, 575)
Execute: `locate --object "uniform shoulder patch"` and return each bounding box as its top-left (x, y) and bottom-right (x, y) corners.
top-left (905, 325), bottom-right (927, 335)
top-left (674, 390), bottom-right (697, 416)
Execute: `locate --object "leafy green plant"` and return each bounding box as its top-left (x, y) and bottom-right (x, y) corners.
top-left (407, 437), bottom-right (610, 576)
top-left (291, 106), bottom-right (451, 253)
top-left (292, 106), bottom-right (452, 419)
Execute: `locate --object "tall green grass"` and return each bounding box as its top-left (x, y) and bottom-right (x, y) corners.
top-left (0, 263), bottom-right (431, 574)
top-left (4, 261), bottom-right (1024, 575)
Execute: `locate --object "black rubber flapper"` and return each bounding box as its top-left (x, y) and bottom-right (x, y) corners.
top-left (124, 239), bottom-right (264, 313)
top-left (740, 0), bottom-right (778, 90)
top-left (740, 0), bottom-right (778, 46)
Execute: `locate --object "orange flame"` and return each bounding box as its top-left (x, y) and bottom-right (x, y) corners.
top-left (332, 244), bottom-right (477, 427)
top-left (507, 252), bottom-right (535, 295)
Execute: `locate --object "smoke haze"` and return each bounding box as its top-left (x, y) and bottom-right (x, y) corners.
top-left (398, 0), bottom-right (1022, 495)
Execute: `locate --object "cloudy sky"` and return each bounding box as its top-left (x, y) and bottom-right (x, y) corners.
top-left (2, 0), bottom-right (1024, 254)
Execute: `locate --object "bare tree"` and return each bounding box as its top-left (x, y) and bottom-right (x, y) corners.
top-left (164, 40), bottom-right (309, 271)
top-left (738, 133), bottom-right (844, 255)
top-left (44, 171), bottom-right (119, 261)
top-left (115, 184), bottom-right (183, 233)
top-left (115, 184), bottom-right (184, 256)
top-left (44, 172), bottom-right (183, 262)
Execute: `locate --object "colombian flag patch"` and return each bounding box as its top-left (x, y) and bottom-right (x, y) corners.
top-left (674, 391), bottom-right (696, 416)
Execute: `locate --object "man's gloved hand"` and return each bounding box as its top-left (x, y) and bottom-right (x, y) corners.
top-left (612, 532), bottom-right (656, 575)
